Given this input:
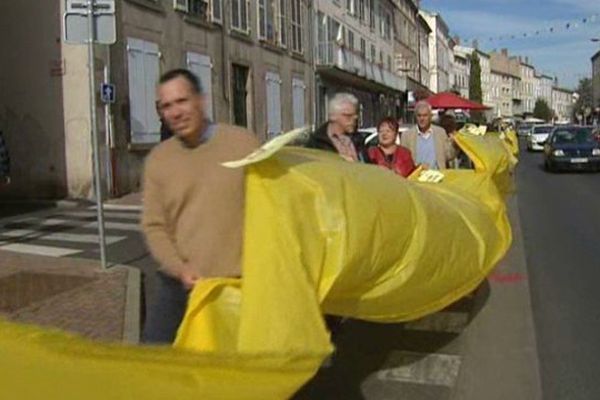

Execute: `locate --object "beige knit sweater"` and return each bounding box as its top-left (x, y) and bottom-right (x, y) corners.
top-left (141, 124), bottom-right (260, 279)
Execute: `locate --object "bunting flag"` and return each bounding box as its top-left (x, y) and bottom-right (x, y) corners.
top-left (463, 12), bottom-right (600, 44)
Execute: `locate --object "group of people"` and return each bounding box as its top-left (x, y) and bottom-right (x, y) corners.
top-left (306, 93), bottom-right (458, 178)
top-left (141, 68), bottom-right (459, 344)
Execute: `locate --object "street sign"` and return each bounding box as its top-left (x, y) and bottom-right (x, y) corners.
top-left (101, 83), bottom-right (116, 104)
top-left (63, 0), bottom-right (116, 44)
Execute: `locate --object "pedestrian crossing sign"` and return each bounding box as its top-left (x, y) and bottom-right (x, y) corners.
top-left (101, 83), bottom-right (116, 104)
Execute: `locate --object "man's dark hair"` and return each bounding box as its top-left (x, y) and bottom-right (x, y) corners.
top-left (159, 68), bottom-right (203, 94)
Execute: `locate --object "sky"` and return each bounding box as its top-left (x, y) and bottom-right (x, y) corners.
top-left (420, 0), bottom-right (600, 90)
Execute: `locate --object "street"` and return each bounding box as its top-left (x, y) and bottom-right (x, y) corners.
top-left (0, 144), bottom-right (598, 398)
top-left (517, 140), bottom-right (600, 400)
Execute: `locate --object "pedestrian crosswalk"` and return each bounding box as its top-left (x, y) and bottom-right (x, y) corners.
top-left (0, 206), bottom-right (141, 258)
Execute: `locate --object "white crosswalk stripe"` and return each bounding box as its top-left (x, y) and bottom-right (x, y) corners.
top-left (0, 242), bottom-right (81, 257)
top-left (404, 311), bottom-right (470, 334)
top-left (372, 351), bottom-right (462, 387)
top-left (0, 208), bottom-right (141, 257)
top-left (0, 229), bottom-right (126, 245)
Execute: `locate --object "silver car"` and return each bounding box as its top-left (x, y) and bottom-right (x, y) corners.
top-left (527, 125), bottom-right (554, 151)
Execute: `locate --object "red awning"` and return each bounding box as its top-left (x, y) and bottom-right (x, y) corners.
top-left (426, 92), bottom-right (490, 110)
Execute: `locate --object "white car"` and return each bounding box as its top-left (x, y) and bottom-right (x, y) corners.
top-left (527, 125), bottom-right (554, 151)
top-left (358, 125), bottom-right (411, 147)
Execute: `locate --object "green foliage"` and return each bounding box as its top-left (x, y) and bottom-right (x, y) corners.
top-left (571, 78), bottom-right (593, 122)
top-left (533, 98), bottom-right (552, 121)
top-left (468, 52), bottom-right (484, 123)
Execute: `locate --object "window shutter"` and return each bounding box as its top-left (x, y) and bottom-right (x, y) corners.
top-left (292, 78), bottom-right (306, 129)
top-left (265, 72), bottom-right (282, 138)
top-left (186, 52), bottom-right (214, 120)
top-left (127, 38), bottom-right (160, 144)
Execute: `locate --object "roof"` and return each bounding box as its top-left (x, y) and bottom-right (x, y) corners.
top-left (491, 69), bottom-right (521, 80)
top-left (592, 50), bottom-right (600, 62)
top-left (552, 86), bottom-right (574, 94)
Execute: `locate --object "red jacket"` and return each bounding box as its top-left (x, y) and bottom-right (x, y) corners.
top-left (367, 145), bottom-right (416, 177)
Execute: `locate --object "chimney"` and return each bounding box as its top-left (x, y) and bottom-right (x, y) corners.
top-left (501, 48), bottom-right (508, 57)
top-left (525, 56), bottom-right (529, 64)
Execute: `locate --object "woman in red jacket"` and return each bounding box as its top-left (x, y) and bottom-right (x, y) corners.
top-left (367, 117), bottom-right (416, 177)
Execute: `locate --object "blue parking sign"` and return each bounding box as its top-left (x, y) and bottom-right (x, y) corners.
top-left (101, 83), bottom-right (116, 104)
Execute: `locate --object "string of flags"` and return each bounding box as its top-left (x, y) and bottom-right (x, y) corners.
top-left (462, 12), bottom-right (600, 44)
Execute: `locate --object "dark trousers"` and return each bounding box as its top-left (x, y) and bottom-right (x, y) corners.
top-left (141, 271), bottom-right (189, 344)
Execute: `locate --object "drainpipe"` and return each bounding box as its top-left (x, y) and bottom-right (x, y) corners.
top-left (221, 0), bottom-right (230, 109)
top-left (310, 0), bottom-right (318, 128)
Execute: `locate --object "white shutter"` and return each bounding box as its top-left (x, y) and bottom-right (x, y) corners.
top-left (186, 52), bottom-right (214, 120)
top-left (265, 71), bottom-right (282, 138)
top-left (173, 0), bottom-right (188, 12)
top-left (127, 38), bottom-right (160, 144)
top-left (292, 78), bottom-right (306, 129)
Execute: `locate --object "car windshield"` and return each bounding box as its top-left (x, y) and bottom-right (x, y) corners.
top-left (551, 128), bottom-right (594, 144)
top-left (533, 125), bottom-right (553, 134)
top-left (519, 124), bottom-right (532, 131)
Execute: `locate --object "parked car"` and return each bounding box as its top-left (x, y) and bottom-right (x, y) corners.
top-left (527, 124), bottom-right (553, 151)
top-left (358, 124), bottom-right (411, 147)
top-left (543, 126), bottom-right (600, 172)
top-left (518, 123), bottom-right (534, 137)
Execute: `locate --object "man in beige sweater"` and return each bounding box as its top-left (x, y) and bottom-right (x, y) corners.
top-left (141, 69), bottom-right (259, 343)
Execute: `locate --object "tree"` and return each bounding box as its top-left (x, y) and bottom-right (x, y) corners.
top-left (468, 52), bottom-right (484, 123)
top-left (533, 98), bottom-right (552, 121)
top-left (571, 77), bottom-right (593, 123)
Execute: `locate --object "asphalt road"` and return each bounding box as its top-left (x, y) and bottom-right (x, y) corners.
top-left (516, 141), bottom-right (600, 400)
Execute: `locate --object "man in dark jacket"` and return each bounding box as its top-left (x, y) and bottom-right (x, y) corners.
top-left (0, 130), bottom-right (10, 185)
top-left (306, 93), bottom-right (369, 163)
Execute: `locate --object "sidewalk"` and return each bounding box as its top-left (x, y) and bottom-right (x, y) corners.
top-left (0, 250), bottom-right (140, 343)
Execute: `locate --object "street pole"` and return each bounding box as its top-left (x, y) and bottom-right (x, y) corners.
top-left (87, 0), bottom-right (108, 269)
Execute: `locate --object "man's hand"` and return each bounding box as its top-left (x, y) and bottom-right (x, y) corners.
top-left (179, 266), bottom-right (203, 290)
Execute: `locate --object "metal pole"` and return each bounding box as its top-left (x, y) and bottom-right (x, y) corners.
top-left (103, 45), bottom-right (115, 196)
top-left (87, 0), bottom-right (108, 269)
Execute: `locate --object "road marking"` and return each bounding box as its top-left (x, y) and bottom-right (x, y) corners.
top-left (0, 243), bottom-right (81, 257)
top-left (375, 351), bottom-right (462, 387)
top-left (59, 210), bottom-right (140, 220)
top-left (404, 311), bottom-right (469, 334)
top-left (93, 204), bottom-right (142, 211)
top-left (0, 229), bottom-right (126, 245)
top-left (489, 272), bottom-right (527, 284)
top-left (9, 218), bottom-right (140, 232)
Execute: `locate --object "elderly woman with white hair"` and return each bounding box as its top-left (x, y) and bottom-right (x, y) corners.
top-left (305, 93), bottom-right (369, 163)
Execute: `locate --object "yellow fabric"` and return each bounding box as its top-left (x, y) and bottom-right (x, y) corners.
top-left (0, 132), bottom-right (515, 399)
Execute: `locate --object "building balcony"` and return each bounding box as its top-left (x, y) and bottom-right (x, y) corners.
top-left (315, 41), bottom-right (406, 92)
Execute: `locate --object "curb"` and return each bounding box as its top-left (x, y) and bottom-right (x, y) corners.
top-left (111, 264), bottom-right (141, 344)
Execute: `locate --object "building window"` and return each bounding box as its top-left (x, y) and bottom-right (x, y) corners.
top-left (290, 0), bottom-right (303, 53)
top-left (368, 0), bottom-right (375, 31)
top-left (278, 0), bottom-right (287, 47)
top-left (360, 38), bottom-right (366, 60)
top-left (231, 0), bottom-right (249, 33)
top-left (126, 38), bottom-right (161, 144)
top-left (232, 64), bottom-right (249, 127)
top-left (347, 30), bottom-right (354, 51)
top-left (370, 44), bottom-right (376, 62)
top-left (175, 0), bottom-right (221, 23)
top-left (357, 0), bottom-right (365, 22)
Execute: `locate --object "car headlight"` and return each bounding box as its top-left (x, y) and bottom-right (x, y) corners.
top-left (593, 149), bottom-right (600, 156)
top-left (553, 149), bottom-right (565, 156)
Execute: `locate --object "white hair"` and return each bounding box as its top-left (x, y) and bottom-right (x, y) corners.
top-left (414, 100), bottom-right (432, 114)
top-left (328, 93), bottom-right (359, 115)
